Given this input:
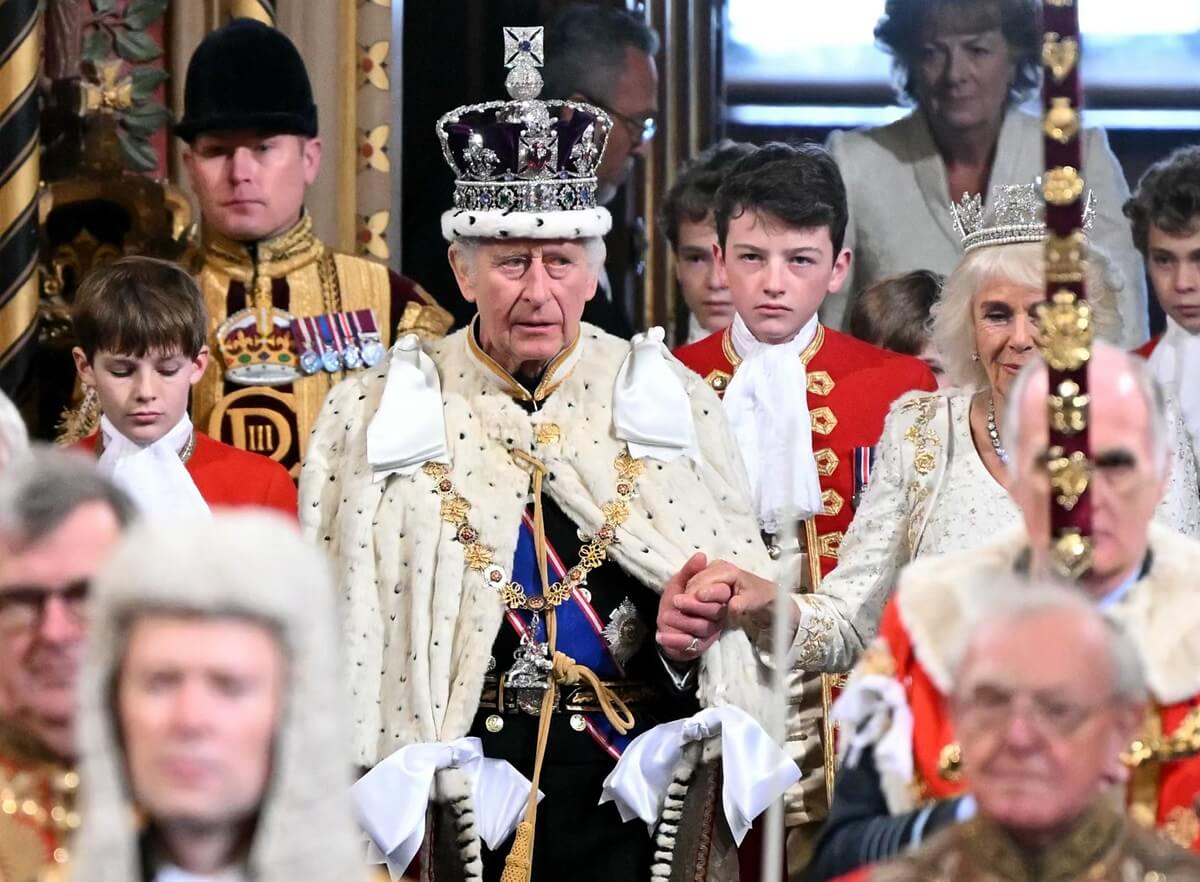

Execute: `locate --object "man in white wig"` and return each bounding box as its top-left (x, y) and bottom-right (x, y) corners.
top-left (0, 388), bottom-right (28, 475)
top-left (71, 511), bottom-right (364, 882)
top-left (301, 26), bottom-right (794, 882)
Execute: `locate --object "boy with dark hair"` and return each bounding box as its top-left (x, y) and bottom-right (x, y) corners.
top-left (1124, 145), bottom-right (1200, 465)
top-left (70, 257), bottom-right (297, 516)
top-left (661, 140), bottom-right (757, 343)
top-left (674, 141), bottom-right (936, 876)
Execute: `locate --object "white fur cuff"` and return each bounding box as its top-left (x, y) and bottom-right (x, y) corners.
top-left (441, 208), bottom-right (612, 241)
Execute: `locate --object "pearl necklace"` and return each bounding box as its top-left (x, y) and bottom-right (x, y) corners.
top-left (986, 396), bottom-right (1008, 464)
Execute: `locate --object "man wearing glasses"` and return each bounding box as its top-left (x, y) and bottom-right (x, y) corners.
top-left (0, 448), bottom-right (133, 881)
top-left (544, 3), bottom-right (659, 338)
top-left (803, 341), bottom-right (1200, 880)
top-left (872, 586), bottom-right (1200, 880)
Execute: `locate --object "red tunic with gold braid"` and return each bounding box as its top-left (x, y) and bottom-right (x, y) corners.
top-left (873, 595), bottom-right (1200, 853)
top-left (77, 432), bottom-right (298, 517)
top-left (674, 325), bottom-right (937, 576)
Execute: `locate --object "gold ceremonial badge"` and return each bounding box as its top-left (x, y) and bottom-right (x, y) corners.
top-left (1036, 290), bottom-right (1093, 371)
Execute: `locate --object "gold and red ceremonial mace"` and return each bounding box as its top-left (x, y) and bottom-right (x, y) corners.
top-left (1037, 0), bottom-right (1094, 579)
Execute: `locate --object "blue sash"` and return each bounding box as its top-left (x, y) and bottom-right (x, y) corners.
top-left (504, 510), bottom-right (643, 758)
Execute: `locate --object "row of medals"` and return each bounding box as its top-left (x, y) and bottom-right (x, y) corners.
top-left (297, 325), bottom-right (387, 375)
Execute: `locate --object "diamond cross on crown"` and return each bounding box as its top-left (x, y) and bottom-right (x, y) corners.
top-left (503, 27), bottom-right (544, 100)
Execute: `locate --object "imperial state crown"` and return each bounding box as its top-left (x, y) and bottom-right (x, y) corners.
top-left (436, 27), bottom-right (613, 242)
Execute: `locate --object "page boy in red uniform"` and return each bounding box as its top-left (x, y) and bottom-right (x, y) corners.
top-left (674, 143), bottom-right (936, 876)
top-left (70, 257), bottom-right (296, 516)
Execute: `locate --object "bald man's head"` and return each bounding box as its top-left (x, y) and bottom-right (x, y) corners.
top-left (1003, 342), bottom-right (1171, 595)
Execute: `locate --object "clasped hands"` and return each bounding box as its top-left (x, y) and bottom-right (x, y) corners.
top-left (655, 552), bottom-right (800, 664)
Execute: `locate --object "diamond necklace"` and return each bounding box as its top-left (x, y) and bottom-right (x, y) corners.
top-left (986, 396), bottom-right (1008, 464)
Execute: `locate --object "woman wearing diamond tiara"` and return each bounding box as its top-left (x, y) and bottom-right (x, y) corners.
top-left (790, 180), bottom-right (1200, 674)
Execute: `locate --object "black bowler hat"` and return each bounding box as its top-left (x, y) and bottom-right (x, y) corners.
top-left (175, 19), bottom-right (318, 143)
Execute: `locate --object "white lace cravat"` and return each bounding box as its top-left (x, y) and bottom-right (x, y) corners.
top-left (613, 326), bottom-right (699, 463)
top-left (97, 414), bottom-right (209, 516)
top-left (1148, 318), bottom-right (1200, 466)
top-left (722, 313), bottom-right (823, 531)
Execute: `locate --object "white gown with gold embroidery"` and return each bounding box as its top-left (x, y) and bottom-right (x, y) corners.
top-left (788, 388), bottom-right (1200, 673)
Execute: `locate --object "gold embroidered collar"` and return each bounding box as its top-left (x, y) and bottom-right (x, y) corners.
top-left (721, 322), bottom-right (825, 369)
top-left (958, 802), bottom-right (1123, 882)
top-left (465, 316), bottom-right (584, 404)
top-left (202, 212), bottom-right (324, 282)
top-left (0, 718), bottom-right (69, 769)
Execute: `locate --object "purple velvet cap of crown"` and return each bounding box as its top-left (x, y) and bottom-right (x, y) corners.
top-left (442, 107), bottom-right (601, 180)
top-left (436, 97), bottom-right (610, 220)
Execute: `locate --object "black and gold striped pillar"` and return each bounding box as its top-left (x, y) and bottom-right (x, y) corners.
top-left (0, 0), bottom-right (40, 396)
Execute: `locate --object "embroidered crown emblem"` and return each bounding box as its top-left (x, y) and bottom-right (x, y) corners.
top-left (216, 307), bottom-right (301, 387)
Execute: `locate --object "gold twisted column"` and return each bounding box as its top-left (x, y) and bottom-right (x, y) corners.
top-left (0, 0), bottom-right (40, 395)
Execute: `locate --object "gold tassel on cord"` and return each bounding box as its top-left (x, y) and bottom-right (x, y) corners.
top-left (498, 452), bottom-right (636, 882)
top-left (499, 820), bottom-right (535, 882)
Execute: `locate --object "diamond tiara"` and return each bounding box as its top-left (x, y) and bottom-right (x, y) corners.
top-left (950, 179), bottom-right (1096, 254)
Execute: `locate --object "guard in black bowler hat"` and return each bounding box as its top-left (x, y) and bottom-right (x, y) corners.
top-left (177, 19), bottom-right (452, 479)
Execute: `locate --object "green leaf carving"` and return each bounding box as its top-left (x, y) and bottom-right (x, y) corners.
top-left (130, 67), bottom-right (169, 101)
top-left (122, 101), bottom-right (171, 134)
top-left (92, 0), bottom-right (118, 15)
top-left (117, 128), bottom-right (159, 172)
top-left (114, 29), bottom-right (162, 63)
top-left (82, 30), bottom-right (110, 63)
top-left (124, 0), bottom-right (168, 30)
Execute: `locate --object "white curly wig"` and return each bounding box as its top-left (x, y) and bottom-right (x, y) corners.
top-left (0, 388), bottom-right (29, 476)
top-left (73, 510), bottom-right (365, 882)
top-left (929, 240), bottom-right (1124, 389)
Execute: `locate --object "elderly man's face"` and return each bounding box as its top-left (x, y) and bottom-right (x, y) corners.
top-left (450, 238), bottom-right (597, 376)
top-left (117, 615), bottom-right (285, 831)
top-left (1012, 361), bottom-right (1165, 588)
top-left (0, 501), bottom-right (122, 759)
top-left (952, 609), bottom-right (1141, 839)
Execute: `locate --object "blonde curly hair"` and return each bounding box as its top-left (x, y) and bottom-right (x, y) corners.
top-left (930, 240), bottom-right (1124, 389)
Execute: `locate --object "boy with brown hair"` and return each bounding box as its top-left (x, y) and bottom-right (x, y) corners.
top-left (660, 140), bottom-right (756, 343)
top-left (70, 256), bottom-right (296, 516)
top-left (1124, 144), bottom-right (1200, 468)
